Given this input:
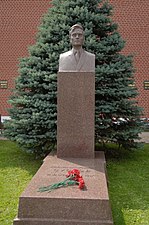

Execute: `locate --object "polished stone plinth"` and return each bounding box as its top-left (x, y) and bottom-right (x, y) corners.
top-left (13, 152), bottom-right (113, 225)
top-left (57, 72), bottom-right (95, 158)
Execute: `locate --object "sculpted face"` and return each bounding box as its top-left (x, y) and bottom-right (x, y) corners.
top-left (70, 28), bottom-right (84, 47)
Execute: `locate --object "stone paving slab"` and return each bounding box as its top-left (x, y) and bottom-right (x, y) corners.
top-left (139, 132), bottom-right (149, 143)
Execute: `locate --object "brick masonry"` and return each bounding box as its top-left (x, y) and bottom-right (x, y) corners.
top-left (110, 0), bottom-right (149, 117)
top-left (0, 0), bottom-right (148, 117)
top-left (0, 0), bottom-right (51, 115)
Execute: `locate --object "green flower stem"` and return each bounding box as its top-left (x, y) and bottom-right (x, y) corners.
top-left (38, 177), bottom-right (77, 192)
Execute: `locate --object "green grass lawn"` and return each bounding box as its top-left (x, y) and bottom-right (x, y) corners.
top-left (0, 140), bottom-right (42, 225)
top-left (0, 140), bottom-right (149, 225)
top-left (106, 144), bottom-right (149, 225)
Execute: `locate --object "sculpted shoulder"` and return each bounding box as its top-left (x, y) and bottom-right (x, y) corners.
top-left (60, 50), bottom-right (72, 59)
top-left (84, 51), bottom-right (95, 58)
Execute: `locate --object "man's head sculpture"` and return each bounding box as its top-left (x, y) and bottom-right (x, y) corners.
top-left (58, 23), bottom-right (95, 72)
top-left (69, 24), bottom-right (85, 49)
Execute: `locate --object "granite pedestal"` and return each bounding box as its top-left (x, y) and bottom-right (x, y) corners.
top-left (13, 152), bottom-right (113, 225)
top-left (57, 72), bottom-right (95, 158)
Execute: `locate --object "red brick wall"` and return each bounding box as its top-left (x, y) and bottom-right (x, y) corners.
top-left (110, 0), bottom-right (149, 117)
top-left (0, 0), bottom-right (50, 116)
top-left (0, 0), bottom-right (149, 117)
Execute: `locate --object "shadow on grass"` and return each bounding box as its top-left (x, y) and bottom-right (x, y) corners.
top-left (95, 142), bottom-right (144, 161)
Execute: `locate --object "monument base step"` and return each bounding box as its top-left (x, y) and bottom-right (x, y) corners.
top-left (14, 218), bottom-right (113, 225)
top-left (13, 152), bottom-right (113, 225)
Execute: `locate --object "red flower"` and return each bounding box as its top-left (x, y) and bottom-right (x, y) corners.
top-left (66, 169), bottom-right (85, 189)
top-left (78, 177), bottom-right (85, 189)
top-left (66, 169), bottom-right (80, 180)
top-left (71, 169), bottom-right (80, 176)
top-left (39, 168), bottom-right (85, 192)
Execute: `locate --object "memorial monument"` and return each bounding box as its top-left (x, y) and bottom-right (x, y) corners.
top-left (13, 24), bottom-right (113, 225)
top-left (57, 24), bottom-right (95, 158)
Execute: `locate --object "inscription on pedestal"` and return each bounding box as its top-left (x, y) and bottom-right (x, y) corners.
top-left (47, 166), bottom-right (96, 178)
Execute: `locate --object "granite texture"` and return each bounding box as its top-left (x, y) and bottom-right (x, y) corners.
top-left (13, 152), bottom-right (113, 225)
top-left (57, 72), bottom-right (95, 158)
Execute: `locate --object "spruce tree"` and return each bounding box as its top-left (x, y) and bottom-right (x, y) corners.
top-left (4, 0), bottom-right (143, 155)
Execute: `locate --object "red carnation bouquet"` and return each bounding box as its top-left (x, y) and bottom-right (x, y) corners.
top-left (66, 169), bottom-right (85, 189)
top-left (38, 169), bottom-right (85, 192)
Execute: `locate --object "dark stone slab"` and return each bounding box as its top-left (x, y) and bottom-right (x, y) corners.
top-left (13, 152), bottom-right (113, 225)
top-left (57, 72), bottom-right (95, 158)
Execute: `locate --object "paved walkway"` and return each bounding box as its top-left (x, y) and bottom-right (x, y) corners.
top-left (139, 132), bottom-right (149, 143)
top-left (0, 132), bottom-right (149, 142)
top-left (0, 136), bottom-right (7, 140)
